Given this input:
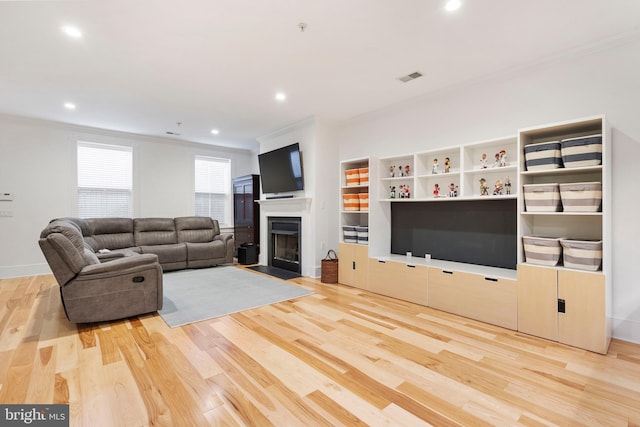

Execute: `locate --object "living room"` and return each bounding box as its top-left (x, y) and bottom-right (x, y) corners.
top-left (2, 1), bottom-right (640, 425)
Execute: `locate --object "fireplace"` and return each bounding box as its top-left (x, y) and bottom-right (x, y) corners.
top-left (268, 217), bottom-right (301, 274)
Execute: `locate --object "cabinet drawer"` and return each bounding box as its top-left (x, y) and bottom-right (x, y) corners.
top-left (368, 259), bottom-right (428, 305)
top-left (428, 267), bottom-right (517, 329)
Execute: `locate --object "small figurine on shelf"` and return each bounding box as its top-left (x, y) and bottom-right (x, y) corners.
top-left (432, 158), bottom-right (439, 174)
top-left (444, 157), bottom-right (451, 173)
top-left (448, 183), bottom-right (458, 197)
top-left (389, 165), bottom-right (395, 177)
top-left (504, 177), bottom-right (512, 195)
top-left (499, 149), bottom-right (507, 167)
top-left (404, 164), bottom-right (411, 177)
top-left (479, 178), bottom-right (489, 196)
top-left (480, 153), bottom-right (488, 169)
top-left (493, 152), bottom-right (501, 168)
top-left (398, 165), bottom-right (404, 177)
top-left (433, 183), bottom-right (440, 197)
top-left (493, 179), bottom-right (503, 196)
top-left (389, 186), bottom-right (396, 199)
top-left (399, 184), bottom-right (410, 199)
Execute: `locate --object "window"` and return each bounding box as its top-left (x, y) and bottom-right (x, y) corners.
top-left (195, 156), bottom-right (231, 226)
top-left (77, 142), bottom-right (133, 218)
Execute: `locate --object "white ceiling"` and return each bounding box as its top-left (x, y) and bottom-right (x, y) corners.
top-left (1, 1), bottom-right (639, 151)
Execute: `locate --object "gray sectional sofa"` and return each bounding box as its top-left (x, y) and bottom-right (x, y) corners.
top-left (82, 216), bottom-right (234, 270)
top-left (38, 216), bottom-right (234, 323)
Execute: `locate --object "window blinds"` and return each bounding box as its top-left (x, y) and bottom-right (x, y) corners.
top-left (77, 142), bottom-right (133, 218)
top-left (195, 156), bottom-right (231, 226)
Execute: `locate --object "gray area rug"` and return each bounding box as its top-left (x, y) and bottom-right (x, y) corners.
top-left (159, 266), bottom-right (314, 327)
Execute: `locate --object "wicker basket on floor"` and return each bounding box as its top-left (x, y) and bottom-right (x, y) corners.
top-left (321, 250), bottom-right (338, 283)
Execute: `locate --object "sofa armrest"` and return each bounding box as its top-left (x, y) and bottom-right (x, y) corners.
top-left (214, 233), bottom-right (233, 244)
top-left (96, 251), bottom-right (126, 262)
top-left (78, 253), bottom-right (159, 276)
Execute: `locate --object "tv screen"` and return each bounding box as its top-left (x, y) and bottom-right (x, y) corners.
top-left (258, 143), bottom-right (304, 194)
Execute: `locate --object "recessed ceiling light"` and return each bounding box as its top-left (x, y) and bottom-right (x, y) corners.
top-left (275, 92), bottom-right (287, 102)
top-left (63, 102), bottom-right (76, 110)
top-left (211, 129), bottom-right (220, 135)
top-left (61, 26), bottom-right (82, 38)
top-left (445, 0), bottom-right (461, 12)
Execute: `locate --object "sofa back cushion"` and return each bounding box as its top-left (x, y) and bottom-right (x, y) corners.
top-left (87, 218), bottom-right (135, 250)
top-left (175, 216), bottom-right (219, 243)
top-left (134, 218), bottom-right (178, 246)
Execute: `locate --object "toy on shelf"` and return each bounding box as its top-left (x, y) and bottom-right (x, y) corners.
top-left (389, 186), bottom-right (396, 199)
top-left (432, 158), bottom-right (439, 174)
top-left (504, 177), bottom-right (512, 195)
top-left (444, 157), bottom-right (451, 173)
top-left (433, 183), bottom-right (440, 197)
top-left (389, 165), bottom-right (395, 177)
top-left (479, 178), bottom-right (489, 196)
top-left (499, 149), bottom-right (507, 167)
top-left (480, 153), bottom-right (488, 169)
top-left (448, 183), bottom-right (458, 197)
top-left (493, 179), bottom-right (503, 195)
top-left (404, 164), bottom-right (411, 177)
top-left (398, 184), bottom-right (410, 198)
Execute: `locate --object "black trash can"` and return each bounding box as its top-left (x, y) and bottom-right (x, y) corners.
top-left (238, 243), bottom-right (258, 265)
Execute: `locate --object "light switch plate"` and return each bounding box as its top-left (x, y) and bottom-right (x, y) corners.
top-left (0, 193), bottom-right (13, 201)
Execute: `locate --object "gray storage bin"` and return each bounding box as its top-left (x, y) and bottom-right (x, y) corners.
top-left (342, 226), bottom-right (357, 243)
top-left (560, 239), bottom-right (602, 271)
top-left (523, 183), bottom-right (562, 212)
top-left (524, 141), bottom-right (563, 171)
top-left (559, 182), bottom-right (602, 212)
top-left (523, 236), bottom-right (562, 267)
top-left (355, 226), bottom-right (369, 245)
top-left (560, 134), bottom-right (602, 168)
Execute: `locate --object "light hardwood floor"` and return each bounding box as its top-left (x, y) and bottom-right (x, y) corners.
top-left (1, 269), bottom-right (639, 426)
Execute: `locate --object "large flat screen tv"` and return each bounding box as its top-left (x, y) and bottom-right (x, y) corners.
top-left (258, 143), bottom-right (304, 195)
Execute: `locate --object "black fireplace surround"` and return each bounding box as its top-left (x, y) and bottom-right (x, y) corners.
top-left (267, 217), bottom-right (301, 274)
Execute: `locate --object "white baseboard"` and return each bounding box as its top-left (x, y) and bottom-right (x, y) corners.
top-left (0, 263), bottom-right (51, 279)
top-left (612, 317), bottom-right (640, 345)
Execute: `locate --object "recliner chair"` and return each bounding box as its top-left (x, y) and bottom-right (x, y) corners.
top-left (38, 218), bottom-right (163, 323)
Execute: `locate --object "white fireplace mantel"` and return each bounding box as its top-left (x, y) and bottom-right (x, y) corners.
top-left (257, 197), bottom-right (314, 277)
top-left (256, 197), bottom-right (312, 212)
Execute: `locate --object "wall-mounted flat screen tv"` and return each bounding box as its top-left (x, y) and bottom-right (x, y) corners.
top-left (258, 142), bottom-right (304, 195)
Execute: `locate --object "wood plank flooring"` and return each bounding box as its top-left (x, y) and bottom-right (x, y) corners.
top-left (1, 269), bottom-right (639, 426)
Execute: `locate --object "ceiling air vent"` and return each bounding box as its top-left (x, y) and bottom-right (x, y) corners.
top-left (398, 71), bottom-right (423, 83)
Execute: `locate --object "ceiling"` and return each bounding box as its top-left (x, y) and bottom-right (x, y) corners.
top-left (1, 1), bottom-right (639, 151)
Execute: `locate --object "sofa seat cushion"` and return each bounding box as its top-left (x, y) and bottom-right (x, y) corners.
top-left (140, 243), bottom-right (186, 266)
top-left (134, 218), bottom-right (178, 246)
top-left (185, 241), bottom-right (227, 261)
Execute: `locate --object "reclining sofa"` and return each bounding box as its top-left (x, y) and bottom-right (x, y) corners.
top-left (38, 216), bottom-right (234, 323)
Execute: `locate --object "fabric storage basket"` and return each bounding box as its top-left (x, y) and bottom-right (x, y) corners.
top-left (522, 236), bottom-right (562, 266)
top-left (358, 167), bottom-right (369, 186)
top-left (561, 134), bottom-right (602, 168)
top-left (559, 182), bottom-right (602, 212)
top-left (523, 184), bottom-right (562, 212)
top-left (524, 141), bottom-right (563, 171)
top-left (355, 226), bottom-right (368, 245)
top-left (342, 226), bottom-right (357, 243)
top-left (358, 193), bottom-right (369, 211)
top-left (345, 169), bottom-right (360, 187)
top-left (342, 194), bottom-right (360, 211)
top-left (560, 239), bottom-right (602, 271)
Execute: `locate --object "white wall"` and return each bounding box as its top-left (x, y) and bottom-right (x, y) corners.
top-left (256, 117), bottom-right (339, 278)
top-left (336, 38), bottom-right (640, 343)
top-left (0, 114), bottom-right (256, 278)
